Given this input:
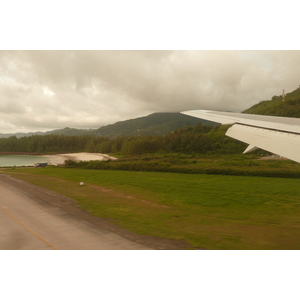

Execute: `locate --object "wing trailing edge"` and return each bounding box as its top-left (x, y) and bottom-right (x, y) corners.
top-left (181, 110), bottom-right (300, 163)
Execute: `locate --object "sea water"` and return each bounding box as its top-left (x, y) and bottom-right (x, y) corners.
top-left (0, 155), bottom-right (48, 167)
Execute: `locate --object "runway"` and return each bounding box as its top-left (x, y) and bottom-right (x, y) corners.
top-left (0, 175), bottom-right (149, 250)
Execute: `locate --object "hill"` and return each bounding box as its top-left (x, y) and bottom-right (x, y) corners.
top-left (45, 127), bottom-right (95, 136)
top-left (243, 87), bottom-right (300, 117)
top-left (93, 112), bottom-right (215, 138)
top-left (0, 128), bottom-right (93, 138)
top-left (0, 112), bottom-right (215, 138)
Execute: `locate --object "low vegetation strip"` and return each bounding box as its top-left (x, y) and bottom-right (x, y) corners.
top-left (64, 154), bottom-right (300, 178)
top-left (3, 167), bottom-right (300, 249)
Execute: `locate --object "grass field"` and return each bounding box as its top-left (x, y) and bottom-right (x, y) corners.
top-left (3, 167), bottom-right (300, 249)
top-left (64, 153), bottom-right (300, 178)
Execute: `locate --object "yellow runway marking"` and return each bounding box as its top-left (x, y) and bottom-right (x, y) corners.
top-left (0, 206), bottom-right (58, 250)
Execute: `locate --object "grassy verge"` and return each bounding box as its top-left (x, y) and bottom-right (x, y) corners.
top-left (3, 166), bottom-right (300, 249)
top-left (66, 153), bottom-right (300, 178)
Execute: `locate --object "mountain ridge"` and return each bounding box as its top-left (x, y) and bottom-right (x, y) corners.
top-left (0, 112), bottom-right (215, 138)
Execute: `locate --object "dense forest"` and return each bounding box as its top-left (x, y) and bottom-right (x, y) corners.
top-left (0, 123), bottom-right (246, 156)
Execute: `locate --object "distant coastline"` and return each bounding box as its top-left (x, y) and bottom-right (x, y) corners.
top-left (0, 152), bottom-right (70, 156)
top-left (0, 152), bottom-right (117, 167)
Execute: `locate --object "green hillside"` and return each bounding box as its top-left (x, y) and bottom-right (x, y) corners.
top-left (0, 128), bottom-right (94, 138)
top-left (0, 112), bottom-right (215, 138)
top-left (0, 131), bottom-right (45, 138)
top-left (45, 127), bottom-right (94, 136)
top-left (93, 112), bottom-right (215, 138)
top-left (243, 87), bottom-right (300, 117)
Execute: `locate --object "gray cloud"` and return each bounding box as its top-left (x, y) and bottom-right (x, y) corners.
top-left (0, 50), bottom-right (299, 133)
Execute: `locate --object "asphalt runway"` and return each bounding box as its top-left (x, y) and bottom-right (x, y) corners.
top-left (0, 175), bottom-right (149, 250)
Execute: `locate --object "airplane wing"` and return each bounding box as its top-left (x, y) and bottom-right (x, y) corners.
top-left (181, 110), bottom-right (300, 163)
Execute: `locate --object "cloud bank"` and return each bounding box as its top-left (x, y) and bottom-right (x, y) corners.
top-left (0, 50), bottom-right (299, 133)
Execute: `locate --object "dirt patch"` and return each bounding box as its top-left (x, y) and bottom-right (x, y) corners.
top-left (259, 156), bottom-right (288, 160)
top-left (0, 174), bottom-right (192, 250)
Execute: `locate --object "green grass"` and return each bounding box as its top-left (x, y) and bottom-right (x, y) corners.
top-left (3, 167), bottom-right (300, 249)
top-left (65, 153), bottom-right (300, 178)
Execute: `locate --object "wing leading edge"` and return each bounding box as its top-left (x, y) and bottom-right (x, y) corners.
top-left (181, 110), bottom-right (300, 163)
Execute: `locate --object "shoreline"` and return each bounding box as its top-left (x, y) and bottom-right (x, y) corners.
top-left (0, 152), bottom-right (117, 167)
top-left (45, 152), bottom-right (117, 166)
top-left (0, 152), bottom-right (55, 156)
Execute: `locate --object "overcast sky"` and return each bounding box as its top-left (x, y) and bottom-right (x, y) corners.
top-left (0, 50), bottom-right (300, 133)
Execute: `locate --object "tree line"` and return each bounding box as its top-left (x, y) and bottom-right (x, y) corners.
top-left (0, 123), bottom-right (246, 155)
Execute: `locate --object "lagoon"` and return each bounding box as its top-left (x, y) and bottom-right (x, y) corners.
top-left (0, 155), bottom-right (48, 167)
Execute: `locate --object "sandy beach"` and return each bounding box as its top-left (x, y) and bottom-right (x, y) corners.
top-left (45, 152), bottom-right (117, 166)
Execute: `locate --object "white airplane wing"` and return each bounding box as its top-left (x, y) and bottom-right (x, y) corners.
top-left (181, 110), bottom-right (300, 163)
